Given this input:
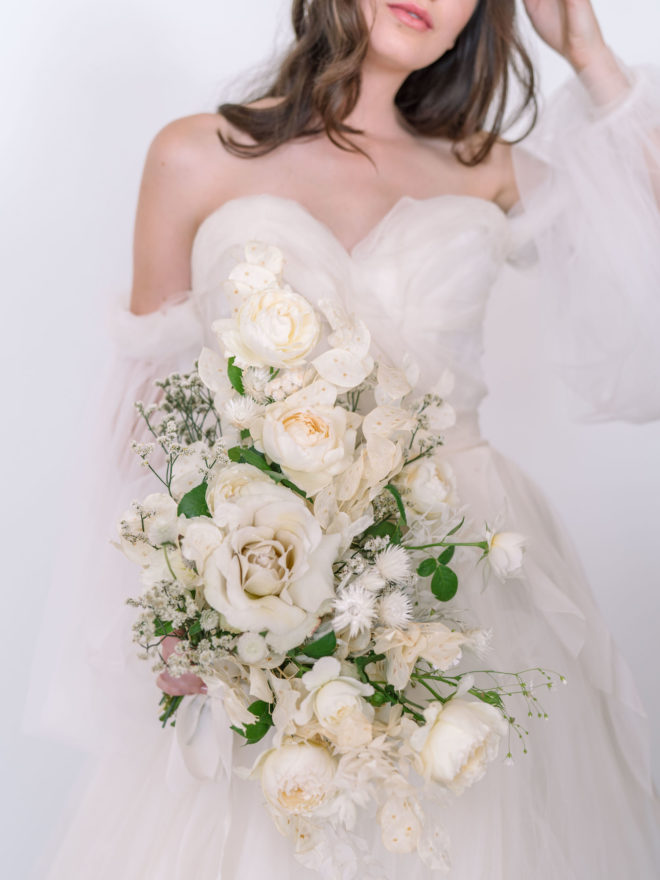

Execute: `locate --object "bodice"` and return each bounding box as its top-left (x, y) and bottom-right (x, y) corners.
top-left (189, 193), bottom-right (513, 424)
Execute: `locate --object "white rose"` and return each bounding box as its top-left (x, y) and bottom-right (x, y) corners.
top-left (214, 286), bottom-right (321, 370)
top-left (294, 656), bottom-right (374, 748)
top-left (205, 462), bottom-right (271, 514)
top-left (253, 741), bottom-right (338, 816)
top-left (181, 482), bottom-right (340, 652)
top-left (485, 529), bottom-right (526, 580)
top-left (250, 381), bottom-right (360, 497)
top-left (395, 453), bottom-right (459, 519)
top-left (410, 698), bottom-right (508, 794)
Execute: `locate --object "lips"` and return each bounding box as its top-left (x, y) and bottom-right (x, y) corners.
top-left (387, 3), bottom-right (433, 31)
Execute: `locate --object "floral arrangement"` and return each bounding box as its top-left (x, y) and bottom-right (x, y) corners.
top-left (116, 241), bottom-right (564, 876)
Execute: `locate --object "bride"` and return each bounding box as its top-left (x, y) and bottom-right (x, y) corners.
top-left (24, 0), bottom-right (660, 878)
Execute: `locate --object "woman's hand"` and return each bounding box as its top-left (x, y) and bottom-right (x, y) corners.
top-left (522, 0), bottom-right (630, 105)
top-left (522, 0), bottom-right (606, 71)
top-left (156, 634), bottom-right (208, 697)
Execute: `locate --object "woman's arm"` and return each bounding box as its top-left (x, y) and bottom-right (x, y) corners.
top-left (129, 115), bottom-right (221, 315)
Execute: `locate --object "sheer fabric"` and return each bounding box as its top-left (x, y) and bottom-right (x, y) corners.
top-left (23, 60), bottom-right (660, 879)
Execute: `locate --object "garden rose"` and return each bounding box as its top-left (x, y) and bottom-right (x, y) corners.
top-left (181, 482), bottom-right (340, 652)
top-left (252, 741), bottom-right (338, 816)
top-left (213, 245), bottom-right (321, 369)
top-left (294, 656), bottom-right (375, 748)
top-left (410, 698), bottom-right (509, 794)
top-left (485, 529), bottom-right (526, 580)
top-left (250, 381), bottom-right (360, 496)
top-left (395, 453), bottom-right (459, 519)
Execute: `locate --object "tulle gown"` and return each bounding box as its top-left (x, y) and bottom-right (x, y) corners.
top-left (23, 60), bottom-right (660, 879)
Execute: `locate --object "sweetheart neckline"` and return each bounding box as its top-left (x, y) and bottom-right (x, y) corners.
top-left (191, 191), bottom-right (510, 262)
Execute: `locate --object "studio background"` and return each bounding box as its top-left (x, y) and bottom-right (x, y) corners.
top-left (2, 1), bottom-right (658, 875)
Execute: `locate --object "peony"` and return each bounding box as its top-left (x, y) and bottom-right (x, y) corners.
top-left (180, 482), bottom-right (340, 652)
top-left (294, 656), bottom-right (375, 749)
top-left (395, 453), bottom-right (459, 519)
top-left (250, 380), bottom-right (360, 496)
top-left (213, 243), bottom-right (321, 369)
top-left (410, 698), bottom-right (509, 794)
top-left (251, 741), bottom-right (338, 816)
top-left (485, 529), bottom-right (526, 580)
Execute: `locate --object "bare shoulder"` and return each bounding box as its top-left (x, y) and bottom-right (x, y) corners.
top-left (455, 132), bottom-right (518, 211)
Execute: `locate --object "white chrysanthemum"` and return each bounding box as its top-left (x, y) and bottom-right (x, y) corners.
top-left (242, 366), bottom-right (271, 402)
top-left (332, 582), bottom-right (378, 639)
top-left (222, 396), bottom-right (263, 429)
top-left (374, 546), bottom-right (412, 584)
top-left (378, 590), bottom-right (413, 629)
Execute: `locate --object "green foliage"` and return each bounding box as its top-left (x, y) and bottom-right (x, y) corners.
top-left (231, 698), bottom-right (274, 744)
top-left (431, 565), bottom-right (459, 602)
top-left (300, 630), bottom-right (337, 659)
top-left (177, 481), bottom-right (211, 518)
top-left (416, 558), bottom-right (437, 578)
top-left (227, 356), bottom-right (245, 395)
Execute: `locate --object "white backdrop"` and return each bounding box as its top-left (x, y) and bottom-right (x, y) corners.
top-left (2, 1), bottom-right (659, 875)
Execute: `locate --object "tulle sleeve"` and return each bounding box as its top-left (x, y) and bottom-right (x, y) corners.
top-left (22, 290), bottom-right (206, 755)
top-left (506, 60), bottom-right (660, 424)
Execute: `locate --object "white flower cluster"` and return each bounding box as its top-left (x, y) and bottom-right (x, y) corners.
top-left (116, 240), bottom-right (553, 879)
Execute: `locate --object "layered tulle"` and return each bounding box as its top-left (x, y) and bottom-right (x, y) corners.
top-left (23, 58), bottom-right (660, 880)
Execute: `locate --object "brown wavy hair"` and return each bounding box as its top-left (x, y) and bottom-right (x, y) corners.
top-left (217, 0), bottom-right (538, 166)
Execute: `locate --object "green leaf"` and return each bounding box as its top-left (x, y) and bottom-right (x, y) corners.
top-left (385, 483), bottom-right (407, 526)
top-left (363, 520), bottom-right (398, 542)
top-left (240, 428), bottom-right (251, 440)
top-left (227, 356), bottom-right (245, 395)
top-left (431, 564), bottom-right (459, 602)
top-left (227, 446), bottom-right (242, 463)
top-left (154, 617), bottom-right (173, 637)
top-left (417, 558), bottom-right (437, 578)
top-left (438, 545), bottom-right (455, 565)
top-left (248, 699), bottom-right (273, 718)
top-left (301, 630), bottom-right (337, 659)
top-left (445, 517), bottom-right (465, 538)
top-left (177, 481), bottom-right (210, 518)
top-left (242, 719), bottom-right (272, 744)
top-left (474, 690), bottom-right (505, 711)
top-left (240, 447), bottom-right (270, 471)
top-left (188, 621), bottom-right (202, 636)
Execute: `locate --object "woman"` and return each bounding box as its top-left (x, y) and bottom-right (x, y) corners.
top-left (24, 1), bottom-right (660, 878)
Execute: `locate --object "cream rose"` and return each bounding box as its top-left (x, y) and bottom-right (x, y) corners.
top-left (252, 741), bottom-right (338, 816)
top-left (485, 529), bottom-right (526, 580)
top-left (250, 381), bottom-right (360, 496)
top-left (395, 453), bottom-right (459, 519)
top-left (205, 462), bottom-right (271, 514)
top-left (181, 482), bottom-right (340, 652)
top-left (294, 656), bottom-right (375, 749)
top-left (214, 281), bottom-right (321, 370)
top-left (410, 698), bottom-right (509, 794)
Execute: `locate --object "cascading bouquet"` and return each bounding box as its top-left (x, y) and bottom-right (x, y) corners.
top-left (116, 241), bottom-right (564, 876)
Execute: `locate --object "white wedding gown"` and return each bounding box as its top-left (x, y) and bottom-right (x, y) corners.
top-left (23, 62), bottom-right (660, 878)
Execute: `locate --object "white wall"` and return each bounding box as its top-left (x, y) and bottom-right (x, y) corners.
top-left (2, 1), bottom-right (658, 875)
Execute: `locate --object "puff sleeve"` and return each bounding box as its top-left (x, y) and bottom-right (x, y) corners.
top-left (507, 61), bottom-right (660, 424)
top-left (22, 291), bottom-right (206, 755)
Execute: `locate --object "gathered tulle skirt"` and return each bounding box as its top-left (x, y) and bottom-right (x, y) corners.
top-left (30, 439), bottom-right (660, 880)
